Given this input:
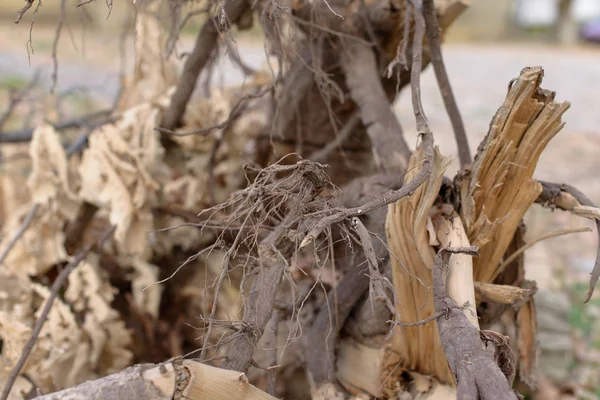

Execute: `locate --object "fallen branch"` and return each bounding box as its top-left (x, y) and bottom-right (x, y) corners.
top-left (33, 360), bottom-right (277, 400)
top-left (536, 180), bottom-right (600, 302)
top-left (1, 226), bottom-right (116, 400)
top-left (433, 247), bottom-right (518, 399)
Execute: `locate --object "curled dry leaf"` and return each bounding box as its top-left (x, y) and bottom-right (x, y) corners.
top-left (125, 257), bottom-right (163, 319)
top-left (0, 124), bottom-right (80, 275)
top-left (78, 104), bottom-right (167, 259)
top-left (65, 257), bottom-right (133, 368)
top-left (27, 123), bottom-right (79, 216)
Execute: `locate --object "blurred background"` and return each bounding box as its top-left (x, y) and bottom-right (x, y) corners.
top-left (1, 0), bottom-right (600, 398)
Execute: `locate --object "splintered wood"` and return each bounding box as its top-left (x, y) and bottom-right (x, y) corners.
top-left (458, 66), bottom-right (570, 283)
top-left (377, 67), bottom-right (567, 392)
top-left (384, 144), bottom-right (454, 387)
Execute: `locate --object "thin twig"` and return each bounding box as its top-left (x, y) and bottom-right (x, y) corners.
top-left (422, 0), bottom-right (471, 168)
top-left (0, 204), bottom-right (40, 265)
top-left (385, 3), bottom-right (412, 77)
top-left (309, 112), bottom-right (360, 163)
top-left (0, 226), bottom-right (116, 400)
top-left (160, 1), bottom-right (249, 131)
top-left (76, 0), bottom-right (94, 6)
top-left (499, 227), bottom-right (591, 271)
top-left (0, 70), bottom-right (41, 132)
top-left (225, 39), bottom-right (256, 76)
top-left (156, 85), bottom-right (273, 137)
top-left (24, 0), bottom-right (42, 65)
top-left (50, 0), bottom-right (67, 94)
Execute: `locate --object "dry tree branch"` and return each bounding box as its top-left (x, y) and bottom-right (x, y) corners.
top-left (76, 0), bottom-right (95, 7)
top-left (225, 39), bottom-right (257, 76)
top-left (433, 247), bottom-right (518, 399)
top-left (0, 204), bottom-right (40, 265)
top-left (165, 6), bottom-right (210, 57)
top-left (498, 226), bottom-right (591, 271)
top-left (15, 0), bottom-right (35, 24)
top-left (0, 226), bottom-right (116, 400)
top-left (160, 0), bottom-right (249, 131)
top-left (0, 70), bottom-right (41, 131)
top-left (536, 180), bottom-right (600, 302)
top-left (422, 0), bottom-right (470, 168)
top-left (0, 108), bottom-right (114, 143)
top-left (157, 85), bottom-right (273, 137)
top-left (309, 112), bottom-right (360, 163)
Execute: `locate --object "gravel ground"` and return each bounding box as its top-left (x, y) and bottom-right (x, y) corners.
top-left (2, 36), bottom-right (600, 289)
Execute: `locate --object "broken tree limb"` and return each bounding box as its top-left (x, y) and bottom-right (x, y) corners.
top-left (535, 180), bottom-right (600, 302)
top-left (33, 361), bottom-right (278, 400)
top-left (433, 247), bottom-right (518, 400)
top-left (457, 66), bottom-right (570, 284)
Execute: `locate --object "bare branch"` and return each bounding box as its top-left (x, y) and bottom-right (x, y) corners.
top-left (309, 112), bottom-right (360, 163)
top-left (160, 1), bottom-right (249, 131)
top-left (156, 85), bottom-right (273, 137)
top-left (0, 109), bottom-right (114, 143)
top-left (50, 0), bottom-right (67, 94)
top-left (0, 70), bottom-right (41, 131)
top-left (300, 0), bottom-right (436, 247)
top-left (422, 0), bottom-right (471, 168)
top-left (15, 0), bottom-right (35, 24)
top-left (0, 204), bottom-right (40, 266)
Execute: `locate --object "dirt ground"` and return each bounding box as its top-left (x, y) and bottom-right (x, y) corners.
top-left (2, 23), bottom-right (600, 290)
